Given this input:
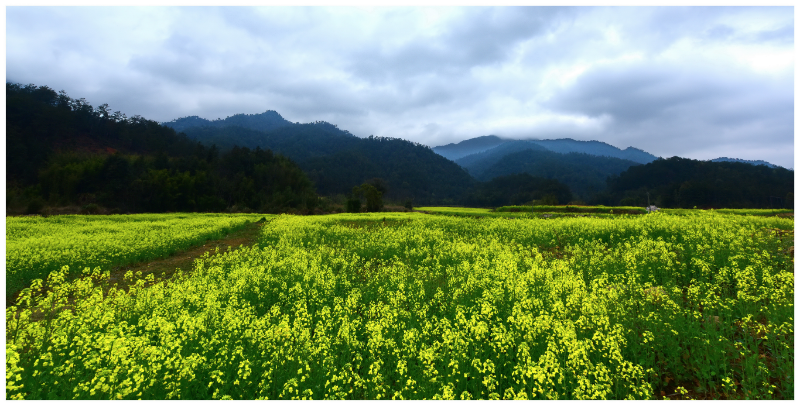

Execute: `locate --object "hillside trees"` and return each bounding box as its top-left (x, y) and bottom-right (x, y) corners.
top-left (464, 173), bottom-right (573, 207)
top-left (347, 182), bottom-right (384, 212)
top-left (598, 157), bottom-right (794, 208)
top-left (177, 122), bottom-right (476, 205)
top-left (7, 82), bottom-right (319, 214)
top-left (458, 147), bottom-right (641, 201)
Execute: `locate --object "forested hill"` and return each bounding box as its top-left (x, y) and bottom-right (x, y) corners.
top-left (162, 110), bottom-right (293, 134)
top-left (6, 83), bottom-right (319, 214)
top-left (175, 121), bottom-right (358, 161)
top-left (173, 120), bottom-right (476, 204)
top-left (595, 156), bottom-right (794, 209)
top-left (7, 84), bottom-right (197, 185)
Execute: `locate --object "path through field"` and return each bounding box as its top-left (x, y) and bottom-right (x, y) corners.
top-left (5, 218), bottom-right (268, 308)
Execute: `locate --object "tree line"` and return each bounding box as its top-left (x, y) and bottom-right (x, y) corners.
top-left (593, 157), bottom-right (794, 209)
top-left (7, 83), bottom-right (319, 214)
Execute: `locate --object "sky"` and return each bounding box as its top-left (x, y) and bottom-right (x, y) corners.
top-left (6, 6), bottom-right (795, 169)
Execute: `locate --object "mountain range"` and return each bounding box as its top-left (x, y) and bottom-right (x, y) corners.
top-left (432, 135), bottom-right (658, 164)
top-left (428, 136), bottom-right (655, 200)
top-left (9, 80), bottom-right (790, 215)
top-left (163, 112), bottom-right (475, 204)
top-left (161, 109), bottom-right (790, 207)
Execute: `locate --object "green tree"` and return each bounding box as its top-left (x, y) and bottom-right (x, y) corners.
top-left (360, 183), bottom-right (383, 212)
top-left (347, 186), bottom-right (362, 213)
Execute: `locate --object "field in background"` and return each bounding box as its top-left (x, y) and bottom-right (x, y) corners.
top-left (6, 210), bottom-right (794, 399)
top-left (497, 205), bottom-right (646, 214)
top-left (417, 206), bottom-right (637, 218)
top-left (5, 213), bottom-right (266, 296)
top-left (664, 208), bottom-right (794, 216)
top-left (418, 206), bottom-right (794, 218)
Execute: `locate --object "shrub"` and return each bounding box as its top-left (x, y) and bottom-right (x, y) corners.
top-left (79, 203), bottom-right (100, 214)
top-left (25, 199), bottom-right (44, 215)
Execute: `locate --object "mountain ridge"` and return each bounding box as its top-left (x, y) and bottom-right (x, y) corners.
top-left (162, 110), bottom-right (294, 134)
top-left (433, 136), bottom-right (659, 164)
top-left (710, 157), bottom-right (781, 169)
top-left (170, 116), bottom-right (474, 204)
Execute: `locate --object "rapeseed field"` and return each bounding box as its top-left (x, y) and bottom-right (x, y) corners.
top-left (6, 211), bottom-right (793, 399)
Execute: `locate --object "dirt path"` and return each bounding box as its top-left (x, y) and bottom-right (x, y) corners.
top-left (106, 218), bottom-right (267, 287)
top-left (6, 219), bottom-right (268, 308)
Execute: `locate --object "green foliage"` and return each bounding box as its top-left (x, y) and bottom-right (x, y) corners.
top-left (163, 110), bottom-right (292, 134)
top-left (6, 83), bottom-right (198, 187)
top-left (417, 206), bottom-right (633, 219)
top-left (179, 123), bottom-right (475, 205)
top-left (460, 146), bottom-right (640, 201)
top-left (6, 212), bottom-right (793, 399)
top-left (79, 203), bottom-right (100, 214)
top-left (416, 206), bottom-right (493, 214)
top-left (361, 184), bottom-right (383, 212)
top-left (464, 173), bottom-right (572, 207)
top-left (6, 83), bottom-right (319, 214)
top-left (662, 208), bottom-right (794, 217)
top-left (346, 187), bottom-right (362, 213)
top-left (496, 205), bottom-right (648, 214)
top-left (601, 157), bottom-right (794, 209)
top-left (25, 198), bottom-right (44, 215)
top-left (347, 183), bottom-right (384, 213)
top-left (537, 194), bottom-right (559, 206)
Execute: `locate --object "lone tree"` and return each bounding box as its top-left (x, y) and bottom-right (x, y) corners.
top-left (360, 183), bottom-right (384, 212)
top-left (347, 182), bottom-right (384, 213)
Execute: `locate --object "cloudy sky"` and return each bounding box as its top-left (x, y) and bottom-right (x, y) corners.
top-left (6, 6), bottom-right (795, 168)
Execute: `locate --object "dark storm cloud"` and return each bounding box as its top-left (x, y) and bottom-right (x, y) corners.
top-left (547, 56), bottom-right (792, 158)
top-left (349, 7), bottom-right (572, 82)
top-left (5, 6), bottom-right (794, 168)
top-left (547, 61), bottom-right (767, 125)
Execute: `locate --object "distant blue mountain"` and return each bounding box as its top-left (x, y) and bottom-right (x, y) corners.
top-left (455, 140), bottom-right (549, 170)
top-left (526, 139), bottom-right (657, 165)
top-left (433, 135), bottom-right (508, 161)
top-left (433, 136), bottom-right (658, 164)
top-left (710, 157), bottom-right (781, 169)
top-left (453, 141), bottom-right (642, 200)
